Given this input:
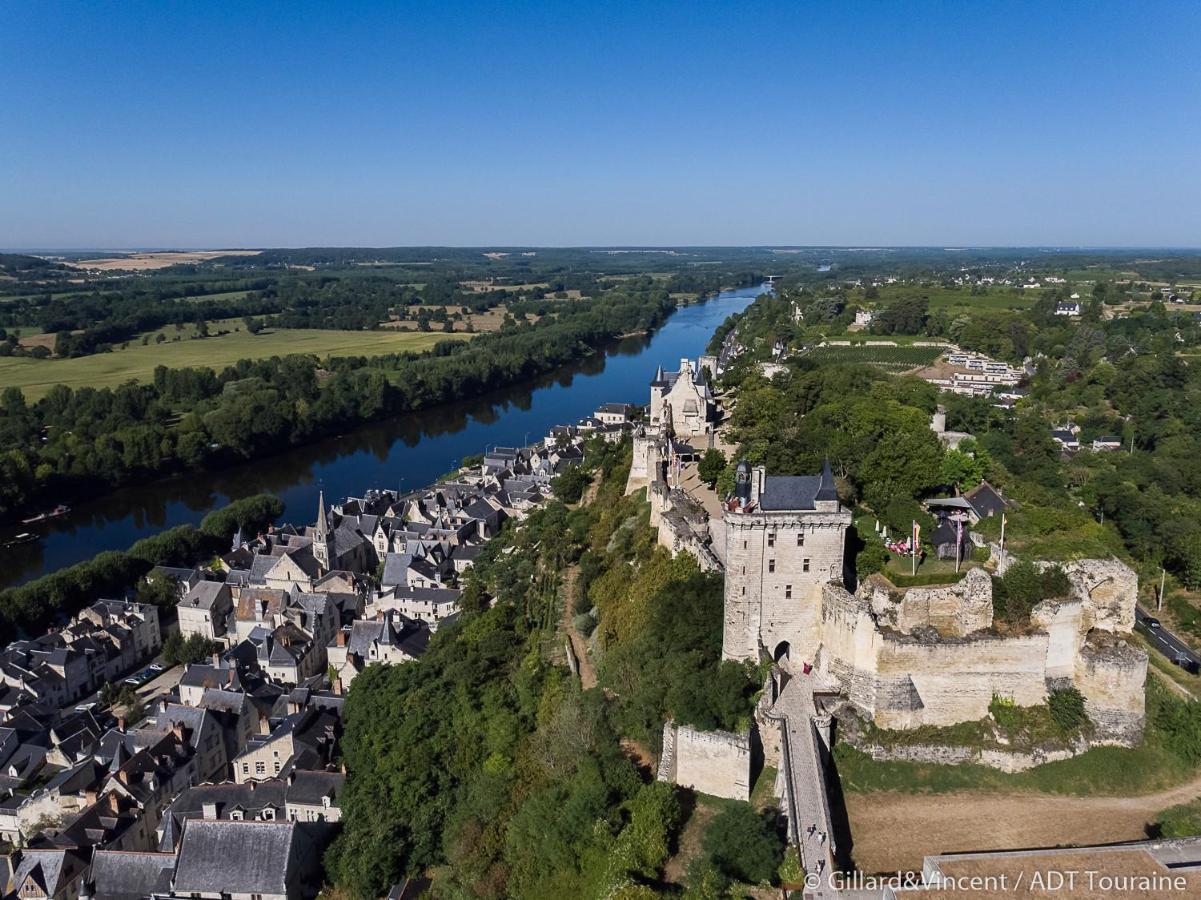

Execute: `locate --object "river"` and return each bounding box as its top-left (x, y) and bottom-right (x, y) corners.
top-left (0, 285), bottom-right (763, 589)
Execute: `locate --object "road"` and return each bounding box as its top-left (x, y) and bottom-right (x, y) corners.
top-left (1135, 605), bottom-right (1201, 670)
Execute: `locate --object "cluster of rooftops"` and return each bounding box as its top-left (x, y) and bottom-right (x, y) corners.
top-left (1, 405), bottom-right (639, 899)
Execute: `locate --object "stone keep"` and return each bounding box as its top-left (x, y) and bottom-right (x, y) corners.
top-left (722, 462), bottom-right (850, 664)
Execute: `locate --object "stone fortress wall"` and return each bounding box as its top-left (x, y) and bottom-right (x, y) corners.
top-left (658, 721), bottom-right (752, 801)
top-left (815, 558), bottom-right (1147, 743)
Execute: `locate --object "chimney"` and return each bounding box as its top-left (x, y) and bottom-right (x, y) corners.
top-left (287, 771), bottom-right (296, 786)
top-left (211, 652), bottom-right (220, 668)
top-left (336, 630), bottom-right (346, 647)
top-left (248, 780), bottom-right (256, 791)
top-left (107, 792), bottom-right (121, 813)
top-left (116, 715), bottom-right (126, 733)
top-left (201, 800), bottom-right (219, 820)
top-left (85, 788), bottom-right (98, 806)
top-left (227, 668), bottom-right (235, 686)
top-left (171, 722), bottom-right (185, 742)
top-left (750, 466), bottom-right (765, 504)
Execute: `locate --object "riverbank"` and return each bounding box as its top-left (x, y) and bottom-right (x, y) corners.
top-left (0, 286), bottom-right (765, 588)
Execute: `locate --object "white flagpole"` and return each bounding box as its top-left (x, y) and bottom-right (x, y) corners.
top-left (999, 511), bottom-right (1007, 570)
top-left (911, 520), bottom-right (917, 577)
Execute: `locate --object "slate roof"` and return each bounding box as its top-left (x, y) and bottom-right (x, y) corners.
top-left (181, 580), bottom-right (229, 611)
top-left (964, 480), bottom-right (1012, 518)
top-left (758, 460), bottom-right (837, 510)
top-left (10, 848), bottom-right (87, 898)
top-left (345, 615), bottom-right (430, 659)
top-left (86, 850), bottom-right (175, 900)
top-left (172, 819), bottom-right (305, 896)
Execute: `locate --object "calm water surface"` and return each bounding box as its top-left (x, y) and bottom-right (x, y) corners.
top-left (0, 285), bottom-right (763, 588)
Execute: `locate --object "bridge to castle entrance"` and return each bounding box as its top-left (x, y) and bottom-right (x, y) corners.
top-left (764, 671), bottom-right (840, 897)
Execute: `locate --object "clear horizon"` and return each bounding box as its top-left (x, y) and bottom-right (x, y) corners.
top-left (4, 0), bottom-right (1200, 248)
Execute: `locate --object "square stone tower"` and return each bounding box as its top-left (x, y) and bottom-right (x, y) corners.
top-left (722, 461), bottom-right (851, 665)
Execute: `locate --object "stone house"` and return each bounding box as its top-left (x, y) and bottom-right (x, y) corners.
top-left (5, 848), bottom-right (88, 900)
top-left (327, 612), bottom-right (430, 689)
top-left (177, 582), bottom-right (233, 643)
top-left (231, 707), bottom-right (339, 785)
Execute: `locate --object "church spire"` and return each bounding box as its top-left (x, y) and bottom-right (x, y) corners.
top-left (314, 491), bottom-right (332, 570)
top-left (316, 491), bottom-right (330, 538)
top-left (653, 364), bottom-right (664, 383)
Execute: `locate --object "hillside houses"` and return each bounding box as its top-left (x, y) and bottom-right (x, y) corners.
top-left (1, 601), bottom-right (160, 710)
top-left (0, 419), bottom-right (603, 893)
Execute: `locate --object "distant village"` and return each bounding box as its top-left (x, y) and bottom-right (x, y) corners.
top-left (0, 403), bottom-right (637, 900)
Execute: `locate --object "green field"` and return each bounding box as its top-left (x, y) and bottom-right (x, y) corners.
top-left (805, 343), bottom-right (943, 371)
top-left (868, 284), bottom-right (1041, 313)
top-left (0, 327), bottom-right (464, 399)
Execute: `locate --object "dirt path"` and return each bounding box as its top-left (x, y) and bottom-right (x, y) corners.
top-left (559, 477), bottom-right (601, 689)
top-left (559, 560), bottom-right (597, 689)
top-left (846, 770), bottom-right (1201, 873)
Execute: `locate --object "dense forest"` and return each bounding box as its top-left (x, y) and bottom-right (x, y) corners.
top-left (329, 442), bottom-right (774, 898)
top-left (0, 288), bottom-right (672, 522)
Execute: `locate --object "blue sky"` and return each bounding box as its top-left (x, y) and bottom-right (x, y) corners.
top-left (2, 0), bottom-right (1199, 248)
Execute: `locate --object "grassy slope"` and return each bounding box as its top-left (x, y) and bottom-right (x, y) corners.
top-left (0, 327), bottom-right (464, 399)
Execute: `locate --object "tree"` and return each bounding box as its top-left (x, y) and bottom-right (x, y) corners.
top-left (940, 439), bottom-right (991, 491)
top-left (551, 468), bottom-right (591, 503)
top-left (162, 631), bottom-right (221, 666)
top-left (701, 804), bottom-right (783, 885)
top-left (697, 449), bottom-right (727, 488)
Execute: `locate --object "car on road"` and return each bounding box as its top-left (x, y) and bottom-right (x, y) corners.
top-left (148, 663), bottom-right (164, 673)
top-left (1144, 617), bottom-right (1162, 629)
top-left (123, 668), bottom-right (156, 687)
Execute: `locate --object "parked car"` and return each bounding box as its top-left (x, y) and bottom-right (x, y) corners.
top-left (1144, 617), bottom-right (1162, 630)
top-left (148, 663), bottom-right (164, 673)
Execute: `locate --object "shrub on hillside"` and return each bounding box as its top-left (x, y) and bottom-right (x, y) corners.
top-left (701, 804), bottom-right (784, 886)
top-left (993, 560), bottom-right (1071, 625)
top-left (1049, 686), bottom-right (1088, 733)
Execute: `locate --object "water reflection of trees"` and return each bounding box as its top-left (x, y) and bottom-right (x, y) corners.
top-left (2, 292), bottom-right (756, 589)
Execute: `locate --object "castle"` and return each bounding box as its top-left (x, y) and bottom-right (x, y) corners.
top-left (719, 462), bottom-right (1147, 743)
top-left (627, 357), bottom-right (716, 494)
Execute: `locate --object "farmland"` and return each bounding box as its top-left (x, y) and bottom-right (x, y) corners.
top-left (803, 342), bottom-right (944, 371)
top-left (0, 326), bottom-right (462, 399)
top-left (867, 283), bottom-right (1042, 313)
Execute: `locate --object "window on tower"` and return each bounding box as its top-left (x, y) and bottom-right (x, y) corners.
top-left (803, 559), bottom-right (810, 572)
top-left (768, 533), bottom-right (776, 547)
top-left (768, 559), bottom-right (776, 573)
top-left (785, 585), bottom-right (792, 599)
top-left (797, 532), bottom-right (805, 547)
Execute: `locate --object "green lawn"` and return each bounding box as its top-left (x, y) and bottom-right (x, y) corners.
top-left (0, 327), bottom-right (464, 399)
